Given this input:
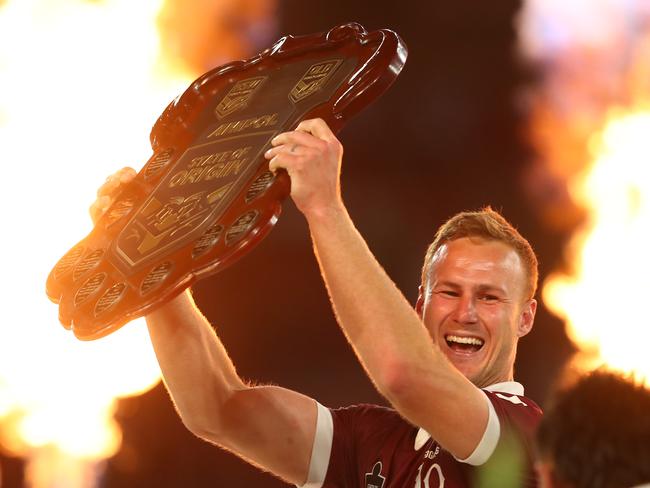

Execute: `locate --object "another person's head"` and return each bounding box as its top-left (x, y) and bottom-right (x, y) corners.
top-left (536, 369), bottom-right (650, 488)
top-left (416, 207), bottom-right (538, 387)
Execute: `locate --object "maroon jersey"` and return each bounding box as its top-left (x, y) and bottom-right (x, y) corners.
top-left (301, 382), bottom-right (542, 488)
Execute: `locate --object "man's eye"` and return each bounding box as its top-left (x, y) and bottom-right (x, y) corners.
top-left (479, 294), bottom-right (499, 302)
top-left (438, 290), bottom-right (459, 297)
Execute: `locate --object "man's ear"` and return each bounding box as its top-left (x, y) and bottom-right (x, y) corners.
top-left (415, 285), bottom-right (425, 318)
top-left (517, 298), bottom-right (537, 338)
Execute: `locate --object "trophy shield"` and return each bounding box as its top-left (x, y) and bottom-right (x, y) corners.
top-left (46, 23), bottom-right (407, 340)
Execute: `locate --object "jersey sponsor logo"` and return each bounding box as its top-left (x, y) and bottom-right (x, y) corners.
top-left (424, 445), bottom-right (440, 460)
top-left (365, 461), bottom-right (386, 488)
top-left (495, 393), bottom-right (528, 406)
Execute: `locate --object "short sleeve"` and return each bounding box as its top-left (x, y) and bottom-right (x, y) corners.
top-left (455, 390), bottom-right (501, 466)
top-left (299, 402), bottom-right (334, 488)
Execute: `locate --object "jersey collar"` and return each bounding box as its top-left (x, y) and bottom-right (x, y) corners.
top-left (483, 381), bottom-right (524, 396)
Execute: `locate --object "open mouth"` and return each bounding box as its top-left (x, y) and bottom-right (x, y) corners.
top-left (445, 334), bottom-right (484, 354)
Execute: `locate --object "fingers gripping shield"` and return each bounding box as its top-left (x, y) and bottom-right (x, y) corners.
top-left (46, 23), bottom-right (407, 340)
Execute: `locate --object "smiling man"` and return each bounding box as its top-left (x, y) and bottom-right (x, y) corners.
top-left (417, 213), bottom-right (539, 389)
top-left (284, 209), bottom-right (543, 487)
top-left (95, 119), bottom-right (542, 487)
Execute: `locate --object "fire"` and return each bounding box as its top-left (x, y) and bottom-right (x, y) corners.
top-left (543, 110), bottom-right (650, 382)
top-left (519, 0), bottom-right (650, 384)
top-left (0, 0), bottom-right (276, 484)
top-left (0, 0), bottom-right (189, 486)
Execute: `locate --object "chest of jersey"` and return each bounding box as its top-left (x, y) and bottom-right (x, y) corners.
top-left (356, 437), bottom-right (471, 488)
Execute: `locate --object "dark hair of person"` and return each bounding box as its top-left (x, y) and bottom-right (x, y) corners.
top-left (537, 369), bottom-right (650, 488)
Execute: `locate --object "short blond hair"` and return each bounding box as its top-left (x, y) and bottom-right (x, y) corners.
top-left (421, 207), bottom-right (538, 300)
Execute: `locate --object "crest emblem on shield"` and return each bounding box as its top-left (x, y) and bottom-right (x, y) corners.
top-left (215, 76), bottom-right (267, 118)
top-left (289, 59), bottom-right (342, 103)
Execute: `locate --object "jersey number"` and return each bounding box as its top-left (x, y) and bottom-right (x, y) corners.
top-left (415, 463), bottom-right (445, 488)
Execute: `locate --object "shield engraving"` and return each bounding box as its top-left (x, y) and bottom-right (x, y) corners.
top-left (289, 60), bottom-right (342, 103)
top-left (215, 76), bottom-right (267, 118)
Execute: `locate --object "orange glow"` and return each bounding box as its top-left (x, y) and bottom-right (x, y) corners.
top-left (0, 0), bottom-right (191, 486)
top-left (543, 109), bottom-right (650, 384)
top-left (0, 0), bottom-right (276, 484)
top-left (519, 0), bottom-right (650, 385)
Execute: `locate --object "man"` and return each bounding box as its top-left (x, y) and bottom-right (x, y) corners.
top-left (536, 369), bottom-right (650, 488)
top-left (93, 118), bottom-right (541, 487)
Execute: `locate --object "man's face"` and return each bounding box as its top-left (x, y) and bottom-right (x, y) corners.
top-left (417, 237), bottom-right (536, 387)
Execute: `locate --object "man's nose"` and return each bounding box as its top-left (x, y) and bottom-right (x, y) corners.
top-left (453, 296), bottom-right (478, 323)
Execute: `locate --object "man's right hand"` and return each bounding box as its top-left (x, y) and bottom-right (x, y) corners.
top-left (89, 167), bottom-right (137, 225)
top-left (265, 118), bottom-right (344, 219)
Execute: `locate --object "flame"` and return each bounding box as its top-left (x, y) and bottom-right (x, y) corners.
top-left (519, 0), bottom-right (650, 384)
top-left (0, 0), bottom-right (276, 485)
top-left (0, 0), bottom-right (190, 485)
top-left (544, 110), bottom-right (650, 382)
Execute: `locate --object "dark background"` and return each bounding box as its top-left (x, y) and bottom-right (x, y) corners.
top-left (6, 1), bottom-right (580, 487)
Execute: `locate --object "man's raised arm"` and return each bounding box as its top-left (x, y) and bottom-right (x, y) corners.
top-left (265, 119), bottom-right (490, 461)
top-left (92, 169), bottom-right (319, 486)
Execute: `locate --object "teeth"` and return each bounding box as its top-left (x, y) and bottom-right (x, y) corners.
top-left (446, 335), bottom-right (484, 346)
